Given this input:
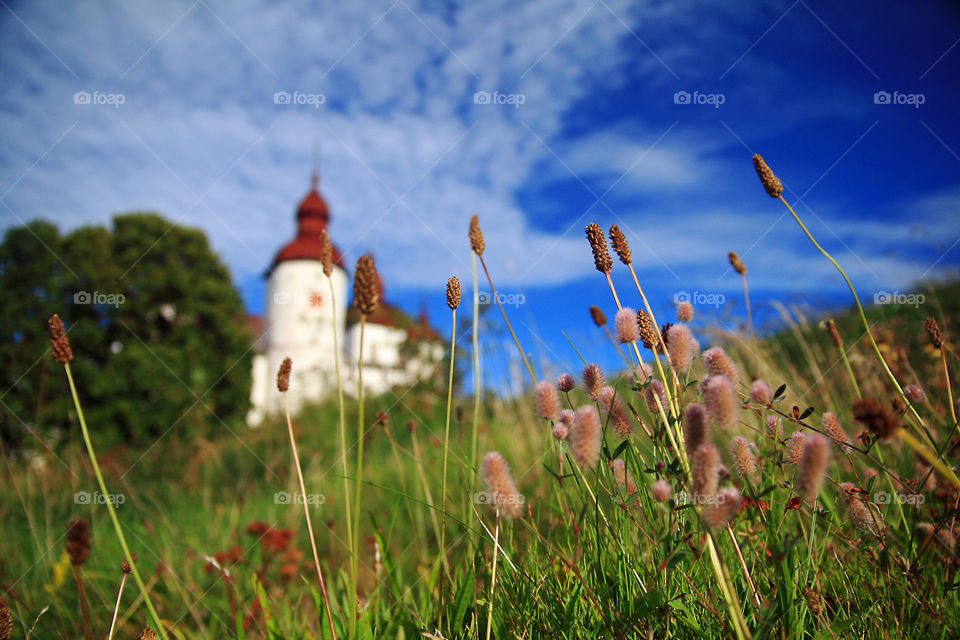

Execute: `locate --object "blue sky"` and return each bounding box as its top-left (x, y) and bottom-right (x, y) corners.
top-left (2, 0), bottom-right (958, 388)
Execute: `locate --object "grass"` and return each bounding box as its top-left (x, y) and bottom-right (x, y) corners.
top-left (3, 160), bottom-right (960, 638)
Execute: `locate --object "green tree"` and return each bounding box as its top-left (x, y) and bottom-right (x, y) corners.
top-left (0, 213), bottom-right (252, 448)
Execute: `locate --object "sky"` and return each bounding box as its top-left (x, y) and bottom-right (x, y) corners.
top-left (2, 0), bottom-right (959, 389)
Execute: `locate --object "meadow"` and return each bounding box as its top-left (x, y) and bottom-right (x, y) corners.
top-left (2, 155), bottom-right (959, 639)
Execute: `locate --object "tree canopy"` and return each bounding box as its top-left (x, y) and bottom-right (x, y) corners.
top-left (0, 213), bottom-right (253, 448)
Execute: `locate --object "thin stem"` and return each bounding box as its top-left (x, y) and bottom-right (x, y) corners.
top-left (941, 349), bottom-right (957, 427)
top-left (106, 573), bottom-right (127, 640)
top-left (478, 254), bottom-right (536, 384)
top-left (438, 307), bottom-right (457, 627)
top-left (327, 276), bottom-right (353, 551)
top-left (484, 512), bottom-right (501, 640)
top-left (776, 194), bottom-right (960, 489)
top-left (470, 252), bottom-right (482, 494)
top-left (349, 315), bottom-right (368, 639)
top-left (727, 526), bottom-right (760, 607)
top-left (282, 392), bottom-right (337, 640)
top-left (73, 565), bottom-right (93, 640)
top-left (63, 363), bottom-right (169, 640)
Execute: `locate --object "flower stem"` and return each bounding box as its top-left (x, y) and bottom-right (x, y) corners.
top-left (282, 392), bottom-right (337, 639)
top-left (349, 315), bottom-right (367, 639)
top-left (63, 363), bottom-right (169, 640)
top-left (438, 307), bottom-right (457, 627)
top-left (327, 276), bottom-right (353, 553)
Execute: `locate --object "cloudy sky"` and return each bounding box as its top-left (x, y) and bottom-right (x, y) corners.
top-left (2, 0), bottom-right (959, 384)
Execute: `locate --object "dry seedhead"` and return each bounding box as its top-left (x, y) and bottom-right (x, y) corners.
top-left (635, 309), bottom-right (659, 350)
top-left (608, 224), bottom-right (631, 265)
top-left (923, 317), bottom-right (944, 350)
top-left (731, 436), bottom-right (758, 483)
top-left (839, 482), bottom-right (877, 534)
top-left (66, 518), bottom-right (91, 566)
top-left (0, 596), bottom-right (11, 640)
top-left (728, 251), bottom-right (747, 276)
top-left (589, 305), bottom-right (607, 327)
top-left (683, 403), bottom-right (709, 456)
top-left (824, 319), bottom-right (843, 348)
top-left (822, 412), bottom-right (853, 455)
top-left (121, 551), bottom-right (137, 574)
top-left (702, 347), bottom-right (740, 387)
top-left (446, 276), bottom-right (461, 310)
top-left (48, 313), bottom-right (73, 363)
top-left (319, 229), bottom-right (333, 277)
top-left (469, 215), bottom-right (485, 255)
top-left (276, 357), bottom-right (292, 393)
top-left (752, 153), bottom-right (783, 198)
top-left (690, 443), bottom-right (720, 504)
top-left (585, 223), bottom-right (612, 274)
top-left (851, 397), bottom-right (900, 441)
top-left (353, 255), bottom-right (380, 316)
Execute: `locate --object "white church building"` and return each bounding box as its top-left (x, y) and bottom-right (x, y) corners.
top-left (246, 172), bottom-right (445, 426)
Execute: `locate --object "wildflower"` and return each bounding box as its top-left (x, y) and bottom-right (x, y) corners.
top-left (795, 434), bottom-right (831, 503)
top-left (614, 308), bottom-right (639, 343)
top-left (569, 406), bottom-right (602, 469)
top-left (535, 381), bottom-right (560, 421)
top-left (702, 375), bottom-right (737, 431)
top-left (683, 403), bottom-right (709, 455)
top-left (749, 379), bottom-right (772, 405)
top-left (481, 452), bottom-right (523, 519)
top-left (702, 347), bottom-right (740, 387)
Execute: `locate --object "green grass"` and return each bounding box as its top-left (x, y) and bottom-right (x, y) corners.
top-left (3, 280), bottom-right (960, 639)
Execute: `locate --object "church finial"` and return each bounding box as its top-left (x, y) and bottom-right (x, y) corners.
top-left (310, 137), bottom-right (321, 189)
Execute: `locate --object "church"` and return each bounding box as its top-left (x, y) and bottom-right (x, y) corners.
top-left (246, 171), bottom-right (445, 426)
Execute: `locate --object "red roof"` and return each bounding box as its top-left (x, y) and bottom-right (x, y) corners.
top-left (271, 173), bottom-right (346, 270)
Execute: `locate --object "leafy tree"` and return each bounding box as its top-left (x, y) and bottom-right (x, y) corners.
top-left (0, 213), bottom-right (252, 448)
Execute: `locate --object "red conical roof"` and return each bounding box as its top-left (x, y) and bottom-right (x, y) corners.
top-left (271, 172), bottom-right (346, 270)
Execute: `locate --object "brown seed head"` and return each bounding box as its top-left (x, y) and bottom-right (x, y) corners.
top-left (608, 224), bottom-right (631, 265)
top-left (469, 215), bottom-right (485, 255)
top-left (446, 276), bottom-right (461, 310)
top-left (353, 255), bottom-right (380, 316)
top-left (683, 403), bottom-right (709, 456)
top-left (585, 223), bottom-right (612, 273)
top-left (319, 229), bottom-right (333, 277)
top-left (277, 357), bottom-right (292, 392)
top-left (121, 551), bottom-right (137, 574)
top-left (636, 309), bottom-right (659, 350)
top-left (48, 314), bottom-right (73, 363)
top-left (589, 305), bottom-right (607, 327)
top-left (923, 317), bottom-right (944, 349)
top-left (752, 153), bottom-right (783, 198)
top-left (728, 251), bottom-right (747, 275)
top-left (824, 319), bottom-right (843, 348)
top-left (851, 397), bottom-right (900, 441)
top-left (138, 629), bottom-right (157, 640)
top-left (0, 596), bottom-right (11, 640)
top-left (66, 518), bottom-right (91, 566)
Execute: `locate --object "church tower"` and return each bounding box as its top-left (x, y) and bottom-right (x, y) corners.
top-left (250, 171), bottom-right (349, 421)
